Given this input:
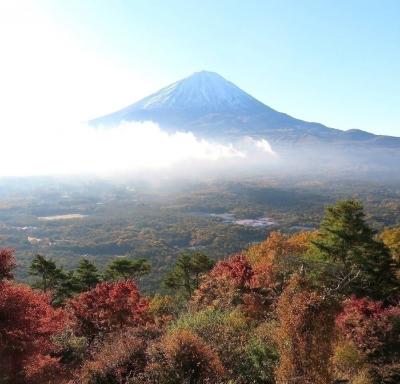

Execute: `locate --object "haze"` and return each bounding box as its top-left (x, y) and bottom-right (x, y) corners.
top-left (0, 1), bottom-right (399, 178)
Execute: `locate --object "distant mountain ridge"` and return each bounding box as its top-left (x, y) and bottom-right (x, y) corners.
top-left (91, 71), bottom-right (400, 147)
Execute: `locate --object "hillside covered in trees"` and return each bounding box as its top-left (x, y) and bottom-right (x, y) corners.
top-left (2, 178), bottom-right (400, 294)
top-left (1, 200), bottom-right (399, 384)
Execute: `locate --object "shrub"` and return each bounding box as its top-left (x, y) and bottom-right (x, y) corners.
top-left (52, 329), bottom-right (88, 366)
top-left (148, 294), bottom-right (180, 325)
top-left (240, 333), bottom-right (278, 384)
top-left (170, 308), bottom-right (278, 383)
top-left (170, 308), bottom-right (248, 367)
top-left (77, 326), bottom-right (160, 384)
top-left (336, 296), bottom-right (400, 361)
top-left (144, 329), bottom-right (224, 384)
top-left (332, 340), bottom-right (365, 380)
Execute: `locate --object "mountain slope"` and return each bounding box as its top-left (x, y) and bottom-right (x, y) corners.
top-left (90, 71), bottom-right (399, 147)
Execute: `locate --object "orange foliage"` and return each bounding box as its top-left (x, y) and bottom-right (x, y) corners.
top-left (275, 274), bottom-right (339, 384)
top-left (247, 231), bottom-right (316, 302)
top-left (148, 329), bottom-right (224, 383)
top-left (190, 271), bottom-right (239, 311)
top-left (380, 227), bottom-right (400, 263)
top-left (148, 294), bottom-right (178, 326)
top-left (247, 231), bottom-right (314, 265)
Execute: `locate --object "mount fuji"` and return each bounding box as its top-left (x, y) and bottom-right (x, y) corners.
top-left (91, 71), bottom-right (399, 148)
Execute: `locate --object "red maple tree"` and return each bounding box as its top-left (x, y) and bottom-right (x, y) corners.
top-left (0, 281), bottom-right (68, 383)
top-left (210, 254), bottom-right (254, 289)
top-left (67, 280), bottom-right (149, 340)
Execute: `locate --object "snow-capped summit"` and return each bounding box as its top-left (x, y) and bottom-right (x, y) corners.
top-left (134, 71), bottom-right (266, 112)
top-left (90, 71), bottom-right (400, 148)
top-left (89, 70), bottom-right (288, 134)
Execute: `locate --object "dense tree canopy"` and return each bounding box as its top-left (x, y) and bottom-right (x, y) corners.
top-left (0, 199), bottom-right (399, 384)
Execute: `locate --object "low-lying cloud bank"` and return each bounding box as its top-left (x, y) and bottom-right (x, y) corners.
top-left (1, 121), bottom-right (277, 177)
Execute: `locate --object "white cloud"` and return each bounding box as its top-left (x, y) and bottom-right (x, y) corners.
top-left (254, 138), bottom-right (276, 156)
top-left (1, 121), bottom-right (250, 176)
top-left (0, 3), bottom-right (276, 177)
top-left (0, 119), bottom-right (281, 177)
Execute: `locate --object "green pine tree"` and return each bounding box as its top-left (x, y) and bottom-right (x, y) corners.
top-left (104, 257), bottom-right (151, 281)
top-left (52, 270), bottom-right (81, 306)
top-left (29, 254), bottom-right (79, 305)
top-left (76, 258), bottom-right (100, 291)
top-left (311, 200), bottom-right (398, 300)
top-left (29, 254), bottom-right (61, 291)
top-left (163, 252), bottom-right (214, 298)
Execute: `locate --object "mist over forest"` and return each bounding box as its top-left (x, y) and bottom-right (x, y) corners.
top-left (2, 89), bottom-right (400, 384)
top-left (1, 2), bottom-right (400, 383)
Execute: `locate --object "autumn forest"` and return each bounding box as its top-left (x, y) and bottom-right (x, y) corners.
top-left (1, 199), bottom-right (399, 384)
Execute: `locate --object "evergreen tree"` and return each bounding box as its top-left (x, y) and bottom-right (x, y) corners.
top-left (52, 270), bottom-right (81, 306)
top-left (311, 200), bottom-right (398, 300)
top-left (29, 254), bottom-right (79, 305)
top-left (164, 252), bottom-right (214, 298)
top-left (76, 258), bottom-right (100, 291)
top-left (191, 252), bottom-right (215, 289)
top-left (29, 254), bottom-right (62, 292)
top-left (104, 257), bottom-right (150, 281)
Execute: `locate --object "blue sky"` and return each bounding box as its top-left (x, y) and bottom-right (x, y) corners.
top-left (1, 0), bottom-right (399, 136)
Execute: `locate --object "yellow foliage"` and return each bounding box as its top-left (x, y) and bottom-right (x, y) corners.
top-left (380, 227), bottom-right (400, 262)
top-left (332, 340), bottom-right (364, 379)
top-left (351, 369), bottom-right (375, 384)
top-left (148, 294), bottom-right (178, 325)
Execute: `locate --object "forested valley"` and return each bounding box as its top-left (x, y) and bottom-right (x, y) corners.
top-left (1, 198), bottom-right (399, 384)
top-left (1, 178), bottom-right (400, 292)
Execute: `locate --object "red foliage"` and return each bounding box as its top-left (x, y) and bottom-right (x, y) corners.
top-left (0, 248), bottom-right (16, 280)
top-left (336, 296), bottom-right (400, 358)
top-left (68, 280), bottom-right (149, 340)
top-left (0, 281), bottom-right (68, 383)
top-left (210, 254), bottom-right (254, 289)
top-left (210, 253), bottom-right (279, 292)
top-left (192, 254), bottom-right (278, 319)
